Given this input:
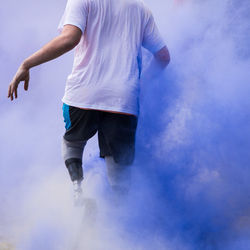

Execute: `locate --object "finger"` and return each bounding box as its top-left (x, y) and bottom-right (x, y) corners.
top-left (8, 80), bottom-right (15, 98)
top-left (10, 85), bottom-right (14, 101)
top-left (8, 85), bottom-right (11, 98)
top-left (10, 91), bottom-right (13, 101)
top-left (11, 83), bottom-right (16, 101)
top-left (24, 77), bottom-right (29, 91)
top-left (14, 87), bottom-right (18, 99)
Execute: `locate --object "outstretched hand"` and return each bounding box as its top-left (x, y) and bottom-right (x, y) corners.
top-left (8, 64), bottom-right (30, 101)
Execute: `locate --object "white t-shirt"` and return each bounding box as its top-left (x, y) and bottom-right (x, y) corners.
top-left (58, 0), bottom-right (165, 116)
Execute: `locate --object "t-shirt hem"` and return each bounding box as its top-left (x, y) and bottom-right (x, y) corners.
top-left (62, 99), bottom-right (139, 117)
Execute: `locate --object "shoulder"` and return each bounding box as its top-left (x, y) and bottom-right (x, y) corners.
top-left (125, 0), bottom-right (152, 19)
top-left (131, 0), bottom-right (153, 20)
top-left (132, 0), bottom-right (151, 12)
top-left (66, 0), bottom-right (90, 7)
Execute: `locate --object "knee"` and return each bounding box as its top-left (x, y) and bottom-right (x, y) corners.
top-left (61, 137), bottom-right (86, 161)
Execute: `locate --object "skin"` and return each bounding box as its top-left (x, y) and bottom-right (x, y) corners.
top-left (142, 46), bottom-right (170, 81)
top-left (8, 24), bottom-right (170, 101)
top-left (8, 25), bottom-right (82, 101)
top-left (155, 46), bottom-right (170, 68)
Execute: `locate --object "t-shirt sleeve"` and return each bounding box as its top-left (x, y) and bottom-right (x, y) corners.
top-left (142, 11), bottom-right (166, 54)
top-left (58, 0), bottom-right (88, 33)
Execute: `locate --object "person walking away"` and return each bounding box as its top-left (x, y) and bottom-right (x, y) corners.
top-left (8, 0), bottom-right (170, 205)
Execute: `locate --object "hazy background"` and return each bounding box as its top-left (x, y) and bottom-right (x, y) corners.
top-left (0, 0), bottom-right (250, 249)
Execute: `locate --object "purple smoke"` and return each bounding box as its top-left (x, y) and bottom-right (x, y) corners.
top-left (0, 0), bottom-right (250, 249)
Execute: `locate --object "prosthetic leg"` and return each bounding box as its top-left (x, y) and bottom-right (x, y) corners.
top-left (62, 137), bottom-right (86, 206)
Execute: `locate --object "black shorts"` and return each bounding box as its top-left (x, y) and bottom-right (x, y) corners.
top-left (62, 104), bottom-right (138, 165)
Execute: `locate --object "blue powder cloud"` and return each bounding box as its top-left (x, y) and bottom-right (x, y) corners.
top-left (0, 0), bottom-right (250, 249)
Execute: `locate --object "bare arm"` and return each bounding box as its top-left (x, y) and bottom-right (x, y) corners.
top-left (142, 46), bottom-right (170, 80)
top-left (8, 24), bottom-right (82, 101)
top-left (154, 46), bottom-right (170, 68)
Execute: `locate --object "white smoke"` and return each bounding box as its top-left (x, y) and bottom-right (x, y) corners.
top-left (1, 0), bottom-right (250, 249)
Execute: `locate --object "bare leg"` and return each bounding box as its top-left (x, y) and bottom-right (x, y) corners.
top-left (105, 156), bottom-right (131, 195)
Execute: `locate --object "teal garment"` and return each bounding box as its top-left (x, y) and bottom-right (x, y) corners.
top-left (62, 103), bottom-right (72, 130)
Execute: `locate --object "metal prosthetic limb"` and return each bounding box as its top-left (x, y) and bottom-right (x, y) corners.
top-left (62, 137), bottom-right (86, 182)
top-left (105, 156), bottom-right (131, 195)
top-left (65, 158), bottom-right (83, 182)
top-left (62, 138), bottom-right (87, 206)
